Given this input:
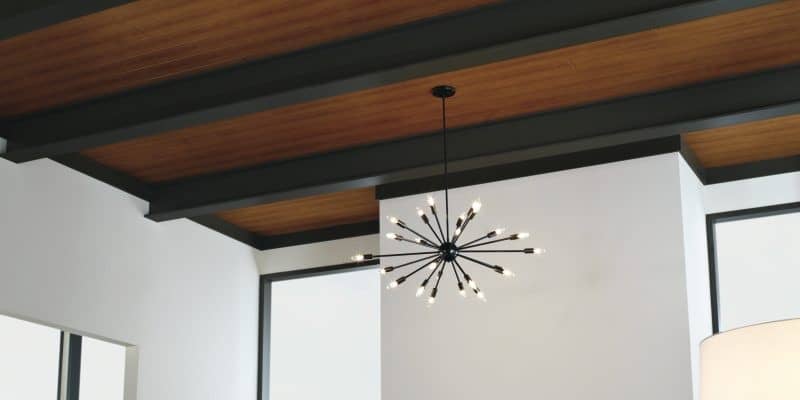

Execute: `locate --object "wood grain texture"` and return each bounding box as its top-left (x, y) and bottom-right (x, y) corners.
top-left (216, 187), bottom-right (377, 236)
top-left (684, 114), bottom-right (800, 168)
top-left (0, 0), bottom-right (496, 116)
top-left (83, 1), bottom-right (800, 183)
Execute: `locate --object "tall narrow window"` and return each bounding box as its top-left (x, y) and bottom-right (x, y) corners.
top-left (266, 267), bottom-right (380, 400)
top-left (0, 314), bottom-right (61, 400)
top-left (79, 336), bottom-right (127, 400)
top-left (709, 204), bottom-right (800, 332)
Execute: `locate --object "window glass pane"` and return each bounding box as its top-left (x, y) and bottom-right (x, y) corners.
top-left (716, 211), bottom-right (800, 331)
top-left (0, 314), bottom-right (61, 400)
top-left (270, 269), bottom-right (380, 400)
top-left (79, 336), bottom-right (126, 400)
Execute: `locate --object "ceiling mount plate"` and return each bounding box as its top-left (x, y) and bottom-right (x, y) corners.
top-left (431, 85), bottom-right (456, 98)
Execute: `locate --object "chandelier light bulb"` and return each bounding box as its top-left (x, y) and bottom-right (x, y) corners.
top-left (388, 280), bottom-right (399, 289)
top-left (351, 254), bottom-right (365, 262)
top-left (488, 228), bottom-right (505, 238)
top-left (456, 213), bottom-right (466, 228)
top-left (427, 195), bottom-right (436, 206)
top-left (416, 207), bottom-right (424, 217)
top-left (476, 290), bottom-right (486, 301)
top-left (380, 268), bottom-right (388, 275)
top-left (388, 216), bottom-right (399, 224)
top-left (454, 227), bottom-right (462, 236)
top-left (427, 296), bottom-right (436, 305)
top-left (427, 261), bottom-right (438, 270)
top-left (386, 233), bottom-right (397, 240)
top-left (502, 269), bottom-right (515, 277)
top-left (533, 248), bottom-right (545, 255)
top-left (517, 232), bottom-right (530, 239)
top-left (472, 199), bottom-right (482, 213)
top-left (416, 285), bottom-right (426, 297)
top-left (468, 278), bottom-right (478, 290)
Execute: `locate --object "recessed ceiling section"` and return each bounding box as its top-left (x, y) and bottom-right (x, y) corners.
top-left (0, 0), bottom-right (497, 117)
top-left (81, 0), bottom-right (800, 183)
top-left (683, 114), bottom-right (800, 168)
top-left (216, 187), bottom-right (378, 236)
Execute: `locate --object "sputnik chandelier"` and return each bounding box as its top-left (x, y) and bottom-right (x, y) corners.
top-left (352, 85), bottom-right (544, 304)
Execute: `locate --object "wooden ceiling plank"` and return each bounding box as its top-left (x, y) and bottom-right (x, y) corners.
top-left (74, 0), bottom-right (800, 183)
top-left (3, 0), bottom-right (725, 163)
top-left (684, 114), bottom-right (800, 168)
top-left (142, 66), bottom-right (800, 221)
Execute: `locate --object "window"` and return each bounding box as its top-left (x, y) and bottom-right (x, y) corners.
top-left (0, 314), bottom-right (133, 400)
top-left (79, 336), bottom-right (127, 400)
top-left (707, 202), bottom-right (800, 332)
top-left (259, 262), bottom-right (381, 400)
top-left (0, 314), bottom-right (61, 400)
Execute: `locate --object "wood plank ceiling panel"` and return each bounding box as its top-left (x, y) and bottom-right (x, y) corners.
top-left (216, 187), bottom-right (378, 236)
top-left (0, 0), bottom-right (497, 117)
top-left (82, 1), bottom-right (800, 183)
top-left (683, 114), bottom-right (800, 168)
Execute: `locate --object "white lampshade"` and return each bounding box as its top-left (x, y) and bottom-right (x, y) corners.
top-left (701, 318), bottom-right (800, 400)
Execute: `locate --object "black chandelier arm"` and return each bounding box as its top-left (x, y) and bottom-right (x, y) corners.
top-left (458, 234), bottom-right (495, 248)
top-left (384, 254), bottom-right (440, 272)
top-left (452, 210), bottom-right (477, 244)
top-left (403, 257), bottom-right (442, 281)
top-left (423, 259), bottom-right (443, 282)
top-left (369, 251), bottom-right (439, 259)
top-left (419, 212), bottom-right (444, 244)
top-left (397, 224), bottom-right (439, 248)
top-left (458, 254), bottom-right (497, 271)
top-left (459, 236), bottom-right (513, 249)
top-left (430, 206), bottom-right (447, 244)
top-left (453, 258), bottom-right (482, 296)
top-left (433, 261), bottom-right (446, 291)
top-left (394, 236), bottom-right (438, 250)
top-left (441, 95), bottom-right (450, 240)
top-left (450, 262), bottom-right (462, 285)
top-left (460, 249), bottom-right (536, 253)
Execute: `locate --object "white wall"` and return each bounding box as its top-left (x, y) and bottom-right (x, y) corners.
top-left (256, 234), bottom-right (378, 274)
top-left (0, 159), bottom-right (259, 400)
top-left (380, 154), bottom-right (694, 400)
top-left (677, 159), bottom-right (712, 400)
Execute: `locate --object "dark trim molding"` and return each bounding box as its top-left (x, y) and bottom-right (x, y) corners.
top-left (259, 220), bottom-right (379, 250)
top-left (706, 201), bottom-right (800, 333)
top-left (1, 0), bottom-right (773, 162)
top-left (378, 135), bottom-right (682, 199)
top-left (258, 260), bottom-right (379, 400)
top-left (257, 274), bottom-right (271, 400)
top-left (705, 155), bottom-right (800, 184)
top-left (66, 334), bottom-right (82, 400)
top-left (146, 66), bottom-right (800, 221)
top-left (262, 260), bottom-right (380, 282)
top-left (0, 0), bottom-right (131, 41)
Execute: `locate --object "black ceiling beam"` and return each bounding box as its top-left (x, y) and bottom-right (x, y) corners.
top-left (0, 0), bottom-right (131, 41)
top-left (145, 65), bottom-right (800, 222)
top-left (0, 0), bottom-right (774, 162)
top-left (705, 155), bottom-right (800, 184)
top-left (376, 136), bottom-right (684, 199)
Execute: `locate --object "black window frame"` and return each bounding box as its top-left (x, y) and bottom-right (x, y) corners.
top-left (706, 201), bottom-right (800, 333)
top-left (257, 259), bottom-right (379, 400)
